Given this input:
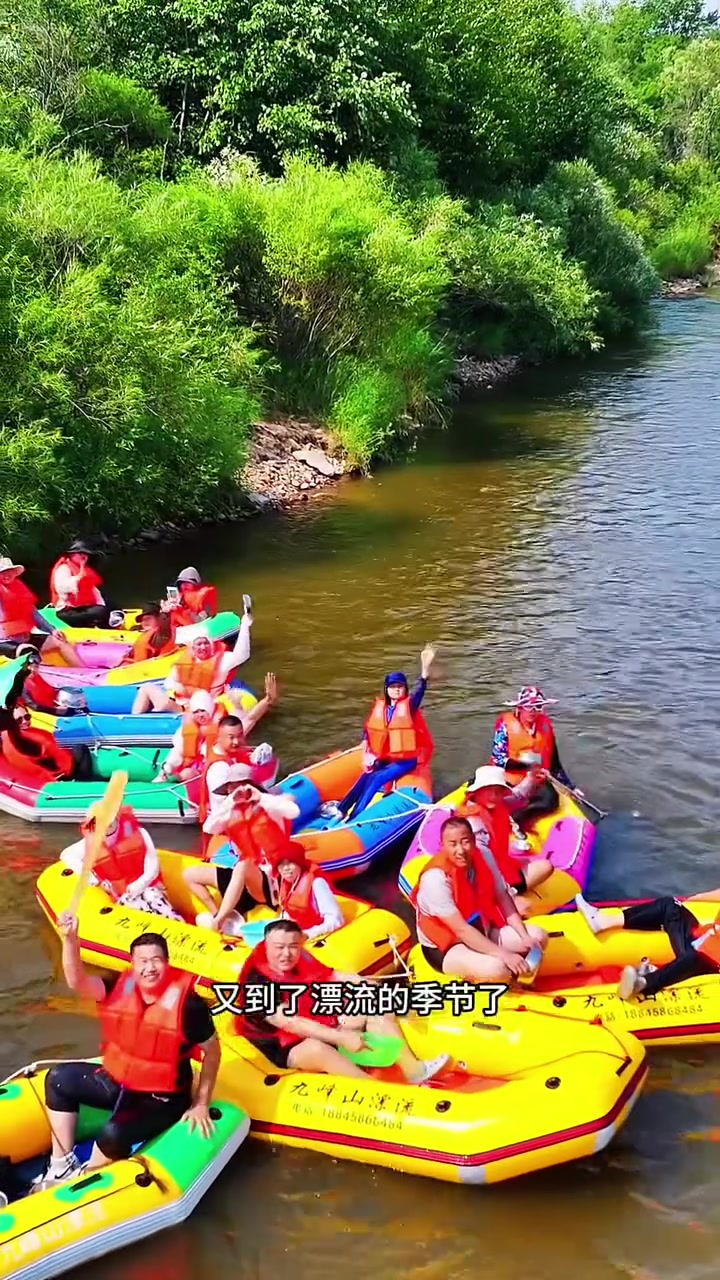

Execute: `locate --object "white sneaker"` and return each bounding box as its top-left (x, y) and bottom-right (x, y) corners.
top-left (510, 819), bottom-right (530, 851)
top-left (413, 1053), bottom-right (451, 1084)
top-left (108, 610), bottom-right (126, 628)
top-left (320, 801), bottom-right (343, 821)
top-left (31, 1152), bottom-right (82, 1192)
top-left (617, 966), bottom-right (647, 1001)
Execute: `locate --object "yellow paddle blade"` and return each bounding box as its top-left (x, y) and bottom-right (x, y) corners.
top-left (68, 771), bottom-right (128, 914)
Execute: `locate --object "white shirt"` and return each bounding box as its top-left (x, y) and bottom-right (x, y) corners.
top-left (60, 828), bottom-right (159, 898)
top-left (52, 564), bottom-right (105, 610)
top-left (165, 615), bottom-right (251, 698)
top-left (279, 875), bottom-right (344, 940)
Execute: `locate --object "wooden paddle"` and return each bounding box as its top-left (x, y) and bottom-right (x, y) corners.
top-left (548, 774), bottom-right (607, 821)
top-left (68, 771), bottom-right (129, 915)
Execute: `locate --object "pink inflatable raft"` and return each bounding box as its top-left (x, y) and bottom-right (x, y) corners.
top-left (398, 781), bottom-right (598, 913)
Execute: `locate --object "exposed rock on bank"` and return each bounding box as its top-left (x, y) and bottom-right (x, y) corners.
top-left (452, 354), bottom-right (523, 391)
top-left (243, 419), bottom-right (346, 510)
top-left (661, 259), bottom-right (720, 298)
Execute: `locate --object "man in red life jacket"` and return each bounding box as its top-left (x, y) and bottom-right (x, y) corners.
top-left (131, 601), bottom-right (253, 715)
top-left (233, 919), bottom-right (449, 1080)
top-left (411, 816), bottom-right (547, 983)
top-left (33, 921), bottom-right (219, 1190)
top-left (0, 555), bottom-right (80, 664)
top-left (49, 541), bottom-right (112, 629)
top-left (335, 646), bottom-right (435, 820)
top-left (184, 779), bottom-right (300, 934)
top-left (574, 890), bottom-right (720, 1002)
top-left (274, 842), bottom-right (344, 939)
top-left (166, 568), bottom-right (220, 628)
top-left (154, 674), bottom-right (280, 785)
top-left (461, 765), bottom-right (553, 917)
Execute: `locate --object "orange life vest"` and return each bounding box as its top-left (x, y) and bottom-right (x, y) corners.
top-left (131, 630), bottom-right (176, 663)
top-left (364, 697), bottom-right (434, 765)
top-left (0, 725), bottom-right (74, 782)
top-left (458, 798), bottom-right (520, 887)
top-left (85, 806), bottom-right (156, 900)
top-left (0, 578), bottom-right (38, 640)
top-left (49, 557), bottom-right (103, 609)
top-left (172, 584), bottom-right (218, 627)
top-left (234, 942), bottom-right (336, 1049)
top-left (100, 966), bottom-right (196, 1093)
top-left (278, 868), bottom-right (324, 931)
top-left (411, 848), bottom-right (506, 953)
top-left (172, 645), bottom-right (226, 703)
top-left (494, 711), bottom-right (555, 785)
top-left (225, 806), bottom-right (293, 866)
top-left (180, 712), bottom-right (221, 771)
top-left (692, 911), bottom-right (720, 968)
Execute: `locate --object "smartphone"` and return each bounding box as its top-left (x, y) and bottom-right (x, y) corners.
top-left (166, 586), bottom-right (180, 604)
top-left (516, 943), bottom-right (544, 985)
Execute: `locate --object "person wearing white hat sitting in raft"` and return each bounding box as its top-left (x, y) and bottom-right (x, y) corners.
top-left (411, 815), bottom-right (548, 983)
top-left (60, 803), bottom-right (183, 920)
top-left (131, 595), bottom-right (253, 715)
top-left (0, 556), bottom-right (81, 665)
top-left (459, 765), bottom-right (554, 916)
top-left (574, 891), bottom-right (720, 1003)
top-left (164, 567), bottom-right (218, 628)
top-left (490, 685), bottom-right (579, 823)
top-left (184, 780), bottom-right (300, 934)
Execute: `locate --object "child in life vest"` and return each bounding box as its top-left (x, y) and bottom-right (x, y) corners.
top-left (274, 842), bottom-right (344, 939)
top-left (183, 781), bottom-right (300, 934)
top-left (60, 806), bottom-right (183, 920)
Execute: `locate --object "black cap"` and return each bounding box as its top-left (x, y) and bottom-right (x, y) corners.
top-left (68, 540), bottom-right (96, 556)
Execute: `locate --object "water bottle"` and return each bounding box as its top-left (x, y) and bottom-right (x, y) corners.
top-left (516, 943), bottom-right (544, 985)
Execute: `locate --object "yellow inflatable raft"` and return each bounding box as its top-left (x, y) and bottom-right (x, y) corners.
top-left (408, 899), bottom-right (720, 1047)
top-left (213, 1007), bottom-right (647, 1184)
top-left (35, 850), bottom-right (411, 997)
top-left (398, 781), bottom-right (599, 917)
top-left (0, 1061), bottom-right (249, 1280)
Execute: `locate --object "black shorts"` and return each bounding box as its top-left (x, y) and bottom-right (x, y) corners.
top-left (44, 1061), bottom-right (190, 1160)
top-left (215, 866), bottom-right (273, 914)
top-left (0, 631), bottom-right (49, 659)
top-left (246, 1036), bottom-right (293, 1070)
top-left (511, 867), bottom-right (527, 894)
top-left (421, 945), bottom-right (447, 974)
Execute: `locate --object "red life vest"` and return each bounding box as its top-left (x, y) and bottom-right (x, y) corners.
top-left (692, 911), bottom-right (720, 968)
top-left (278, 868), bottom-right (324, 931)
top-left (172, 584), bottom-right (218, 627)
top-left (0, 578), bottom-right (38, 640)
top-left (85, 806), bottom-right (156, 900)
top-left (411, 847), bottom-right (507, 953)
top-left (23, 668), bottom-right (62, 712)
top-left (49, 557), bottom-right (103, 609)
top-left (100, 966), bottom-right (196, 1093)
top-left (0, 725), bottom-right (74, 782)
top-left (364, 697), bottom-right (434, 765)
top-left (459, 798), bottom-right (520, 887)
top-left (172, 645), bottom-right (226, 704)
top-left (234, 942), bottom-right (336, 1049)
top-left (225, 806), bottom-right (293, 866)
top-left (494, 711), bottom-right (555, 785)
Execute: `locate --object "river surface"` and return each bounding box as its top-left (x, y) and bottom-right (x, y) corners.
top-left (3, 295), bottom-right (720, 1279)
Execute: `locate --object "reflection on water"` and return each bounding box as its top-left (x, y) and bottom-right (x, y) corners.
top-left (3, 295), bottom-right (720, 1277)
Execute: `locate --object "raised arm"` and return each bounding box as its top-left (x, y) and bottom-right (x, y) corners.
top-left (58, 913), bottom-right (106, 1001)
